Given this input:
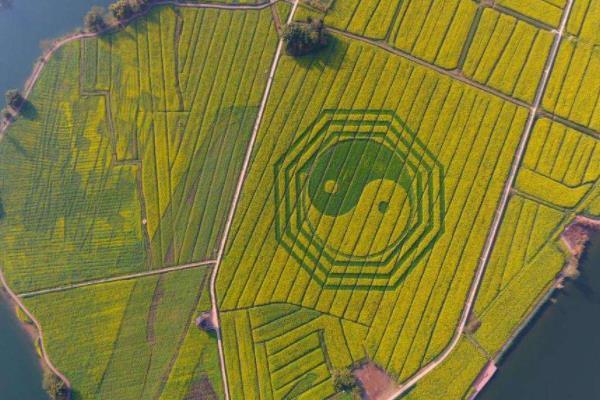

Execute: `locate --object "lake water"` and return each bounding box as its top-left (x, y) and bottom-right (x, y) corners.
top-left (480, 233), bottom-right (600, 400)
top-left (0, 0), bottom-right (111, 398)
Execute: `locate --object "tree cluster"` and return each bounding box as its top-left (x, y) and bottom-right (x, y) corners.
top-left (283, 17), bottom-right (328, 57)
top-left (5, 89), bottom-right (24, 110)
top-left (109, 0), bottom-right (152, 22)
top-left (84, 0), bottom-right (153, 32)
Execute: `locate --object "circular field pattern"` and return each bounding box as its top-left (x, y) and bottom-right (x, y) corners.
top-left (274, 110), bottom-right (445, 288)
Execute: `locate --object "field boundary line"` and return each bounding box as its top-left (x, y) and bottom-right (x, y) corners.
top-left (0, 0), bottom-right (279, 137)
top-left (0, 269), bottom-right (73, 399)
top-left (208, 1), bottom-right (300, 399)
top-left (17, 260), bottom-right (216, 299)
top-left (326, 27), bottom-right (532, 110)
top-left (386, 0), bottom-right (575, 397)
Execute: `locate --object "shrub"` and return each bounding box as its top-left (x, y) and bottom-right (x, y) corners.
top-left (5, 89), bottom-right (23, 110)
top-left (42, 370), bottom-right (68, 400)
top-left (109, 0), bottom-right (135, 21)
top-left (332, 368), bottom-right (360, 395)
top-left (283, 17), bottom-right (328, 56)
top-left (84, 6), bottom-right (107, 33)
top-left (1, 107), bottom-right (11, 122)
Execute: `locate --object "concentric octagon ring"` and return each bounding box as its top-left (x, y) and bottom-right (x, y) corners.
top-left (274, 110), bottom-right (445, 289)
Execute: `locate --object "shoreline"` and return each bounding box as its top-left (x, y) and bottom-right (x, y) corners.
top-left (0, 286), bottom-right (40, 356)
top-left (0, 2), bottom-right (280, 399)
top-left (468, 216), bottom-right (600, 399)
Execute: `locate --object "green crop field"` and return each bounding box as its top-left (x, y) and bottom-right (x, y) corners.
top-left (0, 0), bottom-right (598, 399)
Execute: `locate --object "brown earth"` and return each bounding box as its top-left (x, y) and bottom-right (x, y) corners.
top-left (354, 361), bottom-right (399, 400)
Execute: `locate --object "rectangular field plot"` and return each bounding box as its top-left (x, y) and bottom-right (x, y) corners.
top-left (83, 6), bottom-right (279, 267)
top-left (0, 5), bottom-right (280, 294)
top-left (514, 118), bottom-right (600, 208)
top-left (543, 40), bottom-right (600, 131)
top-left (388, 0), bottom-right (479, 69)
top-left (495, 0), bottom-right (566, 27)
top-left (463, 8), bottom-right (554, 103)
top-left (216, 34), bottom-right (529, 393)
top-left (23, 268), bottom-right (222, 400)
top-left (0, 42), bottom-right (146, 293)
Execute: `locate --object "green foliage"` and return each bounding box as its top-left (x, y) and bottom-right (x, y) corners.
top-left (332, 369), bottom-right (359, 393)
top-left (109, 0), bottom-right (135, 21)
top-left (42, 370), bottom-right (68, 400)
top-left (4, 89), bottom-right (23, 109)
top-left (284, 18), bottom-right (328, 56)
top-left (83, 6), bottom-right (107, 32)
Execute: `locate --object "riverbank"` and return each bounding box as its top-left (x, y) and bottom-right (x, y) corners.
top-left (470, 217), bottom-right (600, 399)
top-left (0, 287), bottom-right (47, 399)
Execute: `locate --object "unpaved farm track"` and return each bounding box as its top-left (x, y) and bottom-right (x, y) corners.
top-left (0, 0), bottom-right (584, 399)
top-left (386, 0), bottom-right (575, 397)
top-left (0, 269), bottom-right (73, 399)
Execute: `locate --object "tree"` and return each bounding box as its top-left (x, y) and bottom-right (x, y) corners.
top-left (109, 0), bottom-right (135, 21)
top-left (332, 369), bottom-right (361, 397)
top-left (43, 370), bottom-right (68, 400)
top-left (283, 17), bottom-right (328, 56)
top-left (5, 89), bottom-right (23, 110)
top-left (84, 6), bottom-right (107, 33)
top-left (1, 107), bottom-right (11, 122)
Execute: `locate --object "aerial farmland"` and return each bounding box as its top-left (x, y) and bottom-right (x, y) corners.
top-left (0, 0), bottom-right (598, 399)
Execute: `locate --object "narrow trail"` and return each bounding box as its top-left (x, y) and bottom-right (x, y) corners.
top-left (0, 1), bottom-right (279, 395)
top-left (208, 1), bottom-right (300, 398)
top-left (18, 260), bottom-right (216, 299)
top-left (0, 0), bottom-right (588, 399)
top-left (0, 0), bottom-right (277, 138)
top-left (0, 269), bottom-right (73, 399)
top-left (386, 0), bottom-right (575, 397)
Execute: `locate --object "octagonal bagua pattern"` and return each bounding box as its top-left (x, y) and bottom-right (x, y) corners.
top-left (274, 110), bottom-right (445, 289)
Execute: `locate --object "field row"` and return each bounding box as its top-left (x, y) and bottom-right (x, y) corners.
top-left (80, 6), bottom-right (279, 267)
top-left (22, 268), bottom-right (222, 399)
top-left (416, 118), bottom-right (599, 397)
top-left (463, 8), bottom-right (554, 103)
top-left (216, 32), bottom-right (529, 392)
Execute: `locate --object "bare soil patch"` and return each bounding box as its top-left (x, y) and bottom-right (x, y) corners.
top-left (354, 361), bottom-right (399, 400)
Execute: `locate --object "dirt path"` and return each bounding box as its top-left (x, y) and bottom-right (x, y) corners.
top-left (208, 0), bottom-right (300, 398)
top-left (18, 260), bottom-right (216, 298)
top-left (0, 269), bottom-right (73, 398)
top-left (327, 27), bottom-right (531, 110)
top-left (386, 0), bottom-right (575, 397)
top-left (0, 0), bottom-right (277, 139)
